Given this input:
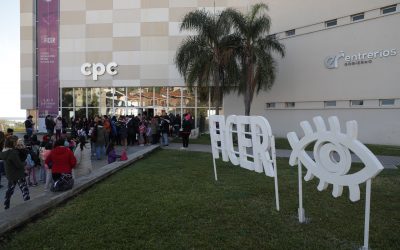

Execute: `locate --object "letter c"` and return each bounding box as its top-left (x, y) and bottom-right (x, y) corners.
top-left (81, 63), bottom-right (92, 76)
top-left (106, 62), bottom-right (118, 76)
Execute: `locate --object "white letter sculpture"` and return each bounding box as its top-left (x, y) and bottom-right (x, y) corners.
top-left (209, 115), bottom-right (280, 211)
top-left (287, 116), bottom-right (383, 250)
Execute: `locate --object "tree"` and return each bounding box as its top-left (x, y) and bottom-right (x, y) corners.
top-left (175, 9), bottom-right (240, 115)
top-left (224, 3), bottom-right (285, 116)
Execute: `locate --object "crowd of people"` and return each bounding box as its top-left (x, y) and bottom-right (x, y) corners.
top-left (0, 111), bottom-right (193, 210)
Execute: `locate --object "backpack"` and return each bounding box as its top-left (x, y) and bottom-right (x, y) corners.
top-left (26, 154), bottom-right (35, 169)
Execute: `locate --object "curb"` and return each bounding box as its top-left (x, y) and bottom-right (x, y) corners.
top-left (0, 145), bottom-right (160, 236)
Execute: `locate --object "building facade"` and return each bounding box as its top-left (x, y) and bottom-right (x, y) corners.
top-left (21, 0), bottom-right (400, 144)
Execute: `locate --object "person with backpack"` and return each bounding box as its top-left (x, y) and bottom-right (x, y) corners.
top-left (0, 136), bottom-right (31, 209)
top-left (45, 139), bottom-right (77, 192)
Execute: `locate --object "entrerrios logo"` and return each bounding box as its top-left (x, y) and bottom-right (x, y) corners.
top-left (325, 49), bottom-right (397, 69)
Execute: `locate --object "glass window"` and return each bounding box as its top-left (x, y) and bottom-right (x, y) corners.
top-left (324, 101), bottom-right (336, 107)
top-left (380, 99), bottom-right (395, 106)
top-left (154, 87), bottom-right (168, 107)
top-left (87, 88), bottom-right (99, 107)
top-left (266, 103), bottom-right (276, 108)
top-left (285, 102), bottom-right (295, 108)
top-left (350, 100), bottom-right (363, 106)
top-left (62, 88), bottom-right (73, 107)
top-left (74, 88), bottom-right (86, 107)
top-left (197, 87), bottom-right (209, 107)
top-left (351, 13), bottom-right (364, 22)
top-left (87, 108), bottom-right (99, 119)
top-left (325, 19), bottom-right (337, 27)
top-left (197, 108), bottom-right (210, 133)
top-left (62, 108), bottom-right (73, 122)
top-left (75, 108), bottom-right (86, 119)
top-left (168, 87), bottom-right (182, 107)
top-left (141, 87), bottom-right (153, 107)
top-left (127, 108), bottom-right (140, 116)
top-left (114, 87), bottom-right (126, 108)
top-left (182, 87), bottom-right (195, 107)
top-left (88, 88), bottom-right (112, 108)
top-left (114, 107), bottom-right (127, 116)
top-left (127, 87), bottom-right (141, 108)
top-left (381, 5), bottom-right (397, 15)
top-left (285, 29), bottom-right (295, 36)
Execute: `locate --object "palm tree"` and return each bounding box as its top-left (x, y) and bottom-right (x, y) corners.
top-left (175, 9), bottom-right (240, 115)
top-left (223, 3), bottom-right (285, 116)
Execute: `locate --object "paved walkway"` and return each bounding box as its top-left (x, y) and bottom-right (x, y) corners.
top-left (0, 143), bottom-right (159, 235)
top-left (166, 143), bottom-right (400, 169)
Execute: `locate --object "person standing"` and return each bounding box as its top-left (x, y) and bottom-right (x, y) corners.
top-left (55, 117), bottom-right (63, 140)
top-left (160, 112), bottom-right (170, 146)
top-left (94, 121), bottom-right (107, 160)
top-left (103, 116), bottom-right (111, 147)
top-left (181, 113), bottom-right (193, 149)
top-left (0, 136), bottom-right (30, 209)
top-left (0, 131), bottom-right (5, 188)
top-left (24, 115), bottom-right (35, 137)
top-left (45, 115), bottom-right (55, 137)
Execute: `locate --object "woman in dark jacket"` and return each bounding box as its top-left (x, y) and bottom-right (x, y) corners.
top-left (0, 136), bottom-right (30, 209)
top-left (181, 113), bottom-right (193, 149)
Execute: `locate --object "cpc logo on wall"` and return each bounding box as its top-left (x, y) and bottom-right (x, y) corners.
top-left (81, 62), bottom-right (118, 80)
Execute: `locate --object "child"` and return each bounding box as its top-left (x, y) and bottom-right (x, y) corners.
top-left (40, 143), bottom-right (53, 191)
top-left (106, 143), bottom-right (120, 164)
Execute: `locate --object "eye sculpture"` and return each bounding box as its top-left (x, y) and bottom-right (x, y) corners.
top-left (287, 116), bottom-right (384, 250)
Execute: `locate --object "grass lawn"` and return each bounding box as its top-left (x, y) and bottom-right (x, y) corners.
top-left (1, 150), bottom-right (399, 249)
top-left (177, 134), bottom-right (400, 157)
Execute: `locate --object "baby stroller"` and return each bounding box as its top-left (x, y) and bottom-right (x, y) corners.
top-left (51, 173), bottom-right (74, 192)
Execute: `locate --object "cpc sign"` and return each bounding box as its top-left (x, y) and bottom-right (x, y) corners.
top-left (209, 115), bottom-right (280, 210)
top-left (81, 62), bottom-right (118, 80)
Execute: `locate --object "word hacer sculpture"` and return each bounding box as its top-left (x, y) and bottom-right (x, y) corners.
top-left (209, 115), bottom-right (280, 211)
top-left (287, 116), bottom-right (383, 250)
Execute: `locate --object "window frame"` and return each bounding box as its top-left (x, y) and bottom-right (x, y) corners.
top-left (381, 5), bottom-right (397, 15)
top-left (380, 99), bottom-right (395, 106)
top-left (350, 100), bottom-right (364, 106)
top-left (285, 29), bottom-right (295, 37)
top-left (325, 19), bottom-right (337, 27)
top-left (351, 13), bottom-right (365, 22)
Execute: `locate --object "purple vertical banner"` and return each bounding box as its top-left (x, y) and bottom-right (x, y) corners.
top-left (37, 0), bottom-right (59, 118)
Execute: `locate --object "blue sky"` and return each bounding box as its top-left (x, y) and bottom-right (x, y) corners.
top-left (0, 1), bottom-right (25, 118)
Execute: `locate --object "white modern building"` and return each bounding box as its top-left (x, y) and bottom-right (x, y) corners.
top-left (20, 0), bottom-right (400, 144)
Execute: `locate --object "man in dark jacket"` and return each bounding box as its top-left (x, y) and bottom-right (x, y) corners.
top-left (160, 112), bottom-right (170, 146)
top-left (24, 115), bottom-right (34, 137)
top-left (45, 115), bottom-right (55, 137)
top-left (0, 136), bottom-right (30, 209)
